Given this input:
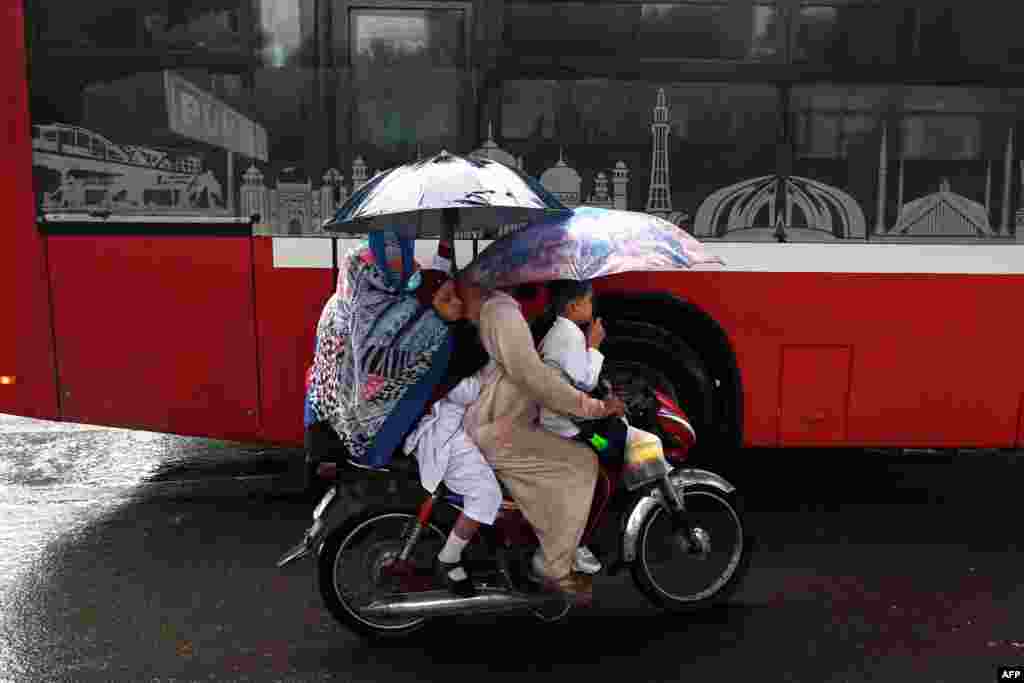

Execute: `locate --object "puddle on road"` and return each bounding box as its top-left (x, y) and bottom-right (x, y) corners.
top-left (0, 417), bottom-right (172, 592)
top-left (0, 414), bottom-right (300, 679)
top-left (0, 414), bottom-right (291, 594)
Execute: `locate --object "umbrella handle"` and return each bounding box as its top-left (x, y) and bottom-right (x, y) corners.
top-left (441, 208), bottom-right (459, 272)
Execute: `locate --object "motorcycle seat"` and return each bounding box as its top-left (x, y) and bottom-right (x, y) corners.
top-left (339, 453), bottom-right (421, 479)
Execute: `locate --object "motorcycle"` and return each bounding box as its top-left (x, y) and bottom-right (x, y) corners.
top-left (277, 382), bottom-right (751, 639)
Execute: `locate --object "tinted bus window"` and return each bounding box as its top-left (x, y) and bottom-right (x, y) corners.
top-left (791, 85), bottom-right (1024, 242)
top-left (794, 2), bottom-right (914, 66)
top-left (346, 6), bottom-right (472, 172)
top-left (500, 80), bottom-right (779, 231)
top-left (22, 0), bottom-right (1024, 244)
top-left (503, 2), bottom-right (781, 61)
top-left (25, 0), bottom-right (474, 235)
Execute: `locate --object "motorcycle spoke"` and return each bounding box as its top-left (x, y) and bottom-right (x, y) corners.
top-left (641, 491), bottom-right (743, 603)
top-left (332, 514), bottom-right (445, 629)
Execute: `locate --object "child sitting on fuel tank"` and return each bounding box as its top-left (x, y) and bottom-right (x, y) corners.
top-left (535, 279), bottom-right (629, 575)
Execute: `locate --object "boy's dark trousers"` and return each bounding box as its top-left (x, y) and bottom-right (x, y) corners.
top-left (574, 416), bottom-right (629, 461)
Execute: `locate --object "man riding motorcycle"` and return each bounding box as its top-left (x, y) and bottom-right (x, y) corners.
top-left (456, 274), bottom-right (626, 606)
top-left (304, 234), bottom-right (624, 606)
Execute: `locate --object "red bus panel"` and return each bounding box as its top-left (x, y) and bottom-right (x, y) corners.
top-left (3, 0), bottom-right (59, 420)
top-left (252, 236), bottom-right (332, 445)
top-left (612, 270), bottom-right (1024, 449)
top-left (44, 235), bottom-right (261, 441)
top-left (779, 345), bottom-right (852, 446)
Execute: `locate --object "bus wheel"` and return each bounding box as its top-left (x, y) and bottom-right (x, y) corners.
top-left (600, 320), bottom-right (716, 462)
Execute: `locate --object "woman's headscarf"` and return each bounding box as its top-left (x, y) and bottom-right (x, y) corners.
top-left (305, 231), bottom-right (453, 468)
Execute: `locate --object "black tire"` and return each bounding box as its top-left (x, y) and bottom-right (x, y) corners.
top-left (600, 320), bottom-right (716, 463)
top-left (317, 506), bottom-right (448, 640)
top-left (630, 485), bottom-right (751, 613)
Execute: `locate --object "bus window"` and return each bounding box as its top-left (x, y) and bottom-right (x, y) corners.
top-left (25, 0), bottom-right (318, 225)
top-left (501, 80), bottom-right (778, 229)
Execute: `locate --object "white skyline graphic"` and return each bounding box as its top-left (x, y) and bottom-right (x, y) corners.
top-left (32, 88), bottom-right (1024, 242)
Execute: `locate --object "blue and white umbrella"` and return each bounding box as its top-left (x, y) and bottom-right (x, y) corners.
top-left (321, 150), bottom-right (572, 241)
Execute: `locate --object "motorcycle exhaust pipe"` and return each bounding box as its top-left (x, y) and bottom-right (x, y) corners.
top-left (359, 588), bottom-right (559, 619)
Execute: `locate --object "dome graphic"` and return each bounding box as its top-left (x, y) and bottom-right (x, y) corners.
top-left (694, 174), bottom-right (867, 241)
top-left (470, 122), bottom-right (521, 169)
top-left (539, 149), bottom-right (582, 206)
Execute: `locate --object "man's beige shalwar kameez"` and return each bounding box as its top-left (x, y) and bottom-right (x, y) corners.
top-left (464, 291), bottom-right (609, 580)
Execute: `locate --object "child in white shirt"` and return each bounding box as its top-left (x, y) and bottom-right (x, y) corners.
top-left (536, 279), bottom-right (615, 575)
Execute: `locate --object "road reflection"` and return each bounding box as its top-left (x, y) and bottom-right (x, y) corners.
top-left (2, 413), bottom-right (1023, 682)
top-left (0, 414), bottom-right (300, 681)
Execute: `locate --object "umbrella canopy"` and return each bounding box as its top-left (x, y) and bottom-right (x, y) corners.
top-left (460, 206), bottom-right (725, 289)
top-left (321, 150), bottom-right (572, 240)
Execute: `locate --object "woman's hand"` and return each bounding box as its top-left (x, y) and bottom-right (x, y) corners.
top-left (432, 279), bottom-right (464, 322)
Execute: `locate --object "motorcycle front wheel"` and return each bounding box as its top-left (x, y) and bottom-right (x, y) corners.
top-left (631, 485), bottom-right (751, 613)
top-left (318, 507), bottom-right (447, 640)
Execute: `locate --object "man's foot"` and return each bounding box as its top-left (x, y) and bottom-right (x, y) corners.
top-left (574, 546), bottom-right (602, 575)
top-left (434, 558), bottom-right (476, 598)
top-left (539, 572), bottom-right (594, 607)
top-left (528, 552), bottom-right (594, 607)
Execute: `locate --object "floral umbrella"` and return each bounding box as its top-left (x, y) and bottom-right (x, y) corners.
top-left (460, 206), bottom-right (725, 289)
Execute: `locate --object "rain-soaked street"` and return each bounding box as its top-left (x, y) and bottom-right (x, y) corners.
top-left (2, 412), bottom-right (1024, 683)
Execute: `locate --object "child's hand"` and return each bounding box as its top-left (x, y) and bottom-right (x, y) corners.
top-left (587, 317), bottom-right (606, 349)
top-left (603, 395), bottom-right (627, 417)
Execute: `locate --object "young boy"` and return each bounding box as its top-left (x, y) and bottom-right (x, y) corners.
top-left (403, 240), bottom-right (500, 598)
top-left (403, 362), bottom-right (501, 597)
top-left (536, 279), bottom-right (625, 575)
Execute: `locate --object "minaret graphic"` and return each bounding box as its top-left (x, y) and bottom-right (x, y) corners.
top-left (646, 88), bottom-right (672, 218)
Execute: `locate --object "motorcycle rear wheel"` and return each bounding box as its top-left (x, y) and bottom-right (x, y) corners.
top-left (631, 485), bottom-right (751, 613)
top-left (318, 507), bottom-right (447, 640)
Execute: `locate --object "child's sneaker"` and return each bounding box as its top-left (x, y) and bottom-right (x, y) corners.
top-left (574, 546), bottom-right (602, 575)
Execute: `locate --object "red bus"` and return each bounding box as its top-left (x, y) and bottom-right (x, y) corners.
top-left (6, 1), bottom-right (1024, 461)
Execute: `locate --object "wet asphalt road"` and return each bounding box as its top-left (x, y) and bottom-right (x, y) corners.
top-left (1, 413), bottom-right (1024, 682)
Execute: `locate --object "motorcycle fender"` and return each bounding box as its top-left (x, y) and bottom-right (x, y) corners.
top-left (620, 468), bottom-right (737, 563)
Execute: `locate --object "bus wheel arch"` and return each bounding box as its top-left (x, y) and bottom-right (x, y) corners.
top-left (596, 292), bottom-right (744, 461)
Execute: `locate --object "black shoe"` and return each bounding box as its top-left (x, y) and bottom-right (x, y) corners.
top-left (435, 558), bottom-right (476, 598)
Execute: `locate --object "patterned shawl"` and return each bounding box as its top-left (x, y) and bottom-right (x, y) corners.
top-left (304, 233), bottom-right (453, 468)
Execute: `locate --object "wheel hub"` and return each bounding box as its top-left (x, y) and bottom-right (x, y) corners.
top-left (368, 544), bottom-right (403, 584)
top-left (675, 526), bottom-right (711, 559)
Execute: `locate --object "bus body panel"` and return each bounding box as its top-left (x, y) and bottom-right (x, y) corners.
top-left (252, 236), bottom-right (333, 445)
top-left (4, 0), bottom-right (59, 422)
top-left (44, 235), bottom-right (262, 442)
top-left (610, 270), bottom-right (1024, 449)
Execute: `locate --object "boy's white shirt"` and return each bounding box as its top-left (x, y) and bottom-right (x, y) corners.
top-left (538, 316), bottom-right (605, 438)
